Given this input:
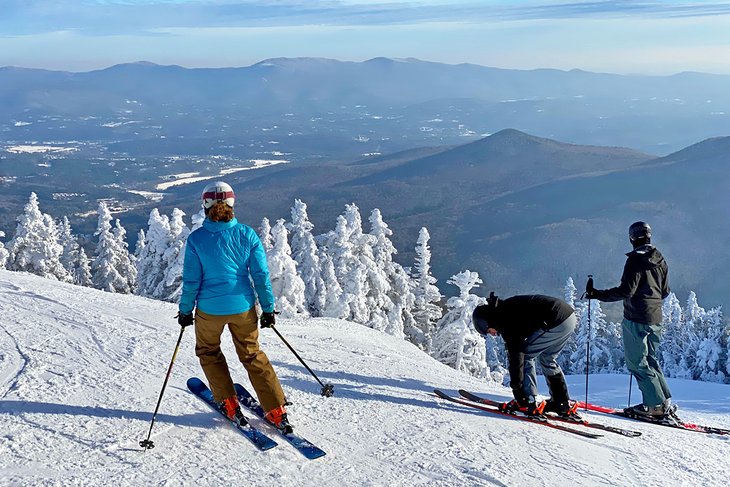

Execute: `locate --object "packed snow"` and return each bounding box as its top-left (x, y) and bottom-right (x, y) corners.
top-left (0, 271), bottom-right (728, 486)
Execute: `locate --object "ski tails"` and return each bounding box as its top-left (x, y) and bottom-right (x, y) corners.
top-left (187, 377), bottom-right (278, 451)
top-left (235, 383), bottom-right (327, 460)
top-left (576, 400), bottom-right (730, 436)
top-left (458, 390), bottom-right (641, 438)
top-left (433, 389), bottom-right (602, 439)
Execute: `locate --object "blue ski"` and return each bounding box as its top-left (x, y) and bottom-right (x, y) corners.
top-left (187, 377), bottom-right (278, 451)
top-left (235, 383), bottom-right (327, 460)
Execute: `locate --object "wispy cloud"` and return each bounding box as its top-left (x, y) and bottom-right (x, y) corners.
top-left (4, 1), bottom-right (730, 36)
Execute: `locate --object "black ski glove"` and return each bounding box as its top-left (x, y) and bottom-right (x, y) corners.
top-left (260, 311), bottom-right (276, 328)
top-left (177, 311), bottom-right (194, 328)
top-left (585, 276), bottom-right (595, 298)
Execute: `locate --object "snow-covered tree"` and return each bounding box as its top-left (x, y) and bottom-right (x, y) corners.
top-left (258, 217), bottom-right (273, 252)
top-left (267, 219), bottom-right (307, 317)
top-left (409, 227), bottom-right (442, 352)
top-left (318, 250), bottom-right (348, 319)
top-left (569, 298), bottom-right (621, 374)
top-left (0, 231), bottom-right (9, 269)
top-left (153, 208), bottom-right (189, 302)
top-left (431, 270), bottom-right (489, 379)
top-left (557, 277), bottom-right (580, 372)
top-left (7, 193), bottom-right (70, 282)
top-left (136, 209), bottom-right (171, 297)
top-left (57, 216), bottom-right (89, 285)
top-left (289, 199), bottom-right (326, 316)
top-left (325, 213), bottom-right (369, 324)
top-left (660, 292), bottom-right (693, 379)
top-left (91, 201), bottom-right (135, 293)
top-left (364, 208), bottom-right (397, 335)
top-left (75, 247), bottom-right (93, 288)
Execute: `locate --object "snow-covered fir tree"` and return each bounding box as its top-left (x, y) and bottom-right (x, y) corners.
top-left (135, 209), bottom-right (171, 297)
top-left (57, 217), bottom-right (85, 285)
top-left (75, 248), bottom-right (93, 288)
top-left (325, 212), bottom-right (369, 324)
top-left (258, 217), bottom-right (273, 252)
top-left (288, 199), bottom-right (326, 316)
top-left (557, 277), bottom-right (580, 372)
top-left (431, 270), bottom-right (489, 379)
top-left (660, 292), bottom-right (694, 379)
top-left (91, 201), bottom-right (135, 293)
top-left (153, 208), bottom-right (189, 302)
top-left (569, 298), bottom-right (621, 374)
top-left (318, 250), bottom-right (349, 319)
top-left (267, 219), bottom-right (307, 317)
top-left (7, 193), bottom-right (70, 282)
top-left (0, 231), bottom-right (9, 269)
top-left (409, 227), bottom-right (442, 352)
top-left (364, 208), bottom-right (398, 335)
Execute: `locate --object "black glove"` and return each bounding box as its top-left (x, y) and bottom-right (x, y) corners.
top-left (260, 311), bottom-right (276, 328)
top-left (585, 276), bottom-right (595, 298)
top-left (177, 311), bottom-right (194, 328)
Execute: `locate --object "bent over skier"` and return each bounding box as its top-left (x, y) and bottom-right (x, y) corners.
top-left (472, 294), bottom-right (577, 417)
top-left (586, 221), bottom-right (672, 420)
top-left (178, 181), bottom-right (292, 433)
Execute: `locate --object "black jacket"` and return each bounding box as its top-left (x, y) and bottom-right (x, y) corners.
top-left (488, 295), bottom-right (575, 394)
top-left (592, 245), bottom-right (669, 326)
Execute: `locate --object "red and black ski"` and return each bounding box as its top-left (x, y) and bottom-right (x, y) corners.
top-left (433, 389), bottom-right (602, 439)
top-left (458, 390), bottom-right (641, 438)
top-left (575, 400), bottom-right (730, 436)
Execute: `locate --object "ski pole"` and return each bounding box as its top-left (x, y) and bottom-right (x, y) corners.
top-left (627, 374), bottom-right (634, 408)
top-left (584, 274), bottom-right (593, 411)
top-left (269, 325), bottom-right (334, 397)
top-left (139, 324), bottom-right (187, 451)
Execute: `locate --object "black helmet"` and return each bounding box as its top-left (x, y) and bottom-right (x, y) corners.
top-left (472, 292), bottom-right (499, 336)
top-left (628, 221), bottom-right (652, 243)
top-left (472, 305), bottom-right (492, 336)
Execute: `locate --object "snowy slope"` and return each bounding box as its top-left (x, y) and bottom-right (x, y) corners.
top-left (0, 270), bottom-right (728, 487)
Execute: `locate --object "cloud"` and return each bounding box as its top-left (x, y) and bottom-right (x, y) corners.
top-left (3, 1), bottom-right (730, 36)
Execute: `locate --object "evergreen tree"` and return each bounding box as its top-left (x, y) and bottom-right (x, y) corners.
top-left (693, 304), bottom-right (726, 383)
top-left (431, 270), bottom-right (489, 379)
top-left (75, 247), bottom-right (93, 288)
top-left (259, 217), bottom-right (273, 252)
top-left (289, 199), bottom-right (326, 316)
top-left (409, 227), bottom-right (442, 351)
top-left (57, 216), bottom-right (86, 285)
top-left (268, 219), bottom-right (307, 317)
top-left (365, 208), bottom-right (398, 335)
top-left (0, 231), bottom-right (9, 269)
top-left (92, 201), bottom-right (134, 293)
top-left (7, 192), bottom-right (70, 282)
top-left (569, 298), bottom-right (620, 374)
top-left (557, 277), bottom-right (580, 372)
top-left (660, 292), bottom-right (692, 379)
top-left (318, 250), bottom-right (348, 319)
top-left (153, 208), bottom-right (189, 302)
top-left (135, 209), bottom-right (171, 297)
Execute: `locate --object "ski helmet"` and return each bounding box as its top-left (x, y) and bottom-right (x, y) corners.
top-left (202, 181), bottom-right (235, 209)
top-left (628, 221), bottom-right (651, 243)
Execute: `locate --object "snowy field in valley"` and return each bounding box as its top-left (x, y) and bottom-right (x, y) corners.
top-left (0, 270), bottom-right (728, 487)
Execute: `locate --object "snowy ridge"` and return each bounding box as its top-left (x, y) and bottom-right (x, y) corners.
top-left (0, 270), bottom-right (728, 486)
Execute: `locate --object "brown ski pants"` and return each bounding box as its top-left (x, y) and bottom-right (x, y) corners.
top-left (194, 308), bottom-right (286, 413)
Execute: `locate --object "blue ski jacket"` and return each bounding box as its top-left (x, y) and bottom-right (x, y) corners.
top-left (179, 217), bottom-right (275, 316)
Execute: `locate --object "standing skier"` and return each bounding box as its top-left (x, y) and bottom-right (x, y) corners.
top-left (178, 181), bottom-right (292, 433)
top-left (586, 221), bottom-right (672, 419)
top-left (472, 294), bottom-right (578, 417)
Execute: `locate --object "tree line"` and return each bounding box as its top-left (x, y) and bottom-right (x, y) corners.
top-left (1, 193), bottom-right (727, 384)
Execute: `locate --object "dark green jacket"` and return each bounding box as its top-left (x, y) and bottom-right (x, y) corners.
top-left (592, 245), bottom-right (670, 325)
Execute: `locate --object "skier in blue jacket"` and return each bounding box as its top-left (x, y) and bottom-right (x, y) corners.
top-left (178, 181), bottom-right (291, 433)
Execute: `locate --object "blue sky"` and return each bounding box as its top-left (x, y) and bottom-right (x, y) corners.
top-left (2, 1), bottom-right (730, 74)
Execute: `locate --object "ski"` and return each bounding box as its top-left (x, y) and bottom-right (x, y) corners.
top-left (433, 389), bottom-right (602, 439)
top-left (235, 383), bottom-right (327, 460)
top-left (186, 377), bottom-right (278, 451)
top-left (575, 400), bottom-right (730, 436)
top-left (458, 390), bottom-right (641, 438)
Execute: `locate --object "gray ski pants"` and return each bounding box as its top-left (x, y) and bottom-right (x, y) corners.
top-left (522, 314), bottom-right (577, 400)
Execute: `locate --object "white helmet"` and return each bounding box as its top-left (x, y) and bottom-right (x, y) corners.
top-left (201, 181), bottom-right (235, 209)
